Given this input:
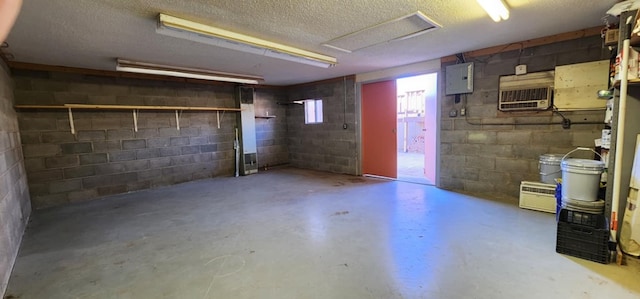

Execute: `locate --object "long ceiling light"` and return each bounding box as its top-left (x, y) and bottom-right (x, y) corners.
top-left (476, 0), bottom-right (510, 22)
top-left (156, 14), bottom-right (337, 68)
top-left (115, 59), bottom-right (264, 84)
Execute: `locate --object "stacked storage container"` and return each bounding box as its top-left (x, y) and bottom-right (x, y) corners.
top-left (555, 148), bottom-right (609, 263)
top-left (556, 209), bottom-right (610, 264)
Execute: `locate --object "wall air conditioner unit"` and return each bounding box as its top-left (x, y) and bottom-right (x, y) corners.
top-left (498, 71), bottom-right (554, 111)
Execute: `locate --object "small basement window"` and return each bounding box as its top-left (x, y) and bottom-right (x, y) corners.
top-left (300, 99), bottom-right (323, 124)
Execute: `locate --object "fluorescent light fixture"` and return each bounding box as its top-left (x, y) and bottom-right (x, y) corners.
top-left (156, 14), bottom-right (337, 68)
top-left (115, 59), bottom-right (263, 84)
top-left (477, 0), bottom-right (509, 22)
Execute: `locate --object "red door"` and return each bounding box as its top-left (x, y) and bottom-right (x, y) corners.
top-left (362, 80), bottom-right (397, 178)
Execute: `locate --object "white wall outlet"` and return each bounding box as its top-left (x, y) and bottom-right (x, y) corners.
top-left (515, 64), bottom-right (527, 75)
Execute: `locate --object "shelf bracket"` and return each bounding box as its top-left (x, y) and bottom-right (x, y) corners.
top-left (217, 111), bottom-right (220, 129)
top-left (132, 109), bottom-right (139, 132)
top-left (68, 108), bottom-right (76, 135)
top-left (175, 110), bottom-right (182, 131)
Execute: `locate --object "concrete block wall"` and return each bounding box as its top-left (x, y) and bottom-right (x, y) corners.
top-left (440, 35), bottom-right (609, 199)
top-left (254, 88), bottom-right (289, 168)
top-left (286, 77), bottom-right (358, 175)
top-left (12, 70), bottom-right (287, 209)
top-left (0, 63), bottom-right (31, 296)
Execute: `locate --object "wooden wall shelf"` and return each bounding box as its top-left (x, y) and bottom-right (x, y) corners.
top-left (14, 104), bottom-right (241, 134)
top-left (15, 104), bottom-right (241, 112)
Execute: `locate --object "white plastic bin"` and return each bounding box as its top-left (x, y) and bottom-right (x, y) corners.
top-left (539, 154), bottom-right (563, 184)
top-left (561, 158), bottom-right (604, 202)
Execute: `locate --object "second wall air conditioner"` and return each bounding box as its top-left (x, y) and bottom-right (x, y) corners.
top-left (519, 181), bottom-right (556, 213)
top-left (499, 71), bottom-right (554, 111)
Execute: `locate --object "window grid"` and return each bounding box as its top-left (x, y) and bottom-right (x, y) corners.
top-left (304, 99), bottom-right (323, 124)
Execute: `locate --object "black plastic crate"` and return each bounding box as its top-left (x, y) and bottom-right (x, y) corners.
top-left (558, 208), bottom-right (607, 228)
top-left (556, 221), bottom-right (610, 264)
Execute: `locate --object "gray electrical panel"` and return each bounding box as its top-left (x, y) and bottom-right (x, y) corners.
top-left (445, 62), bottom-right (474, 95)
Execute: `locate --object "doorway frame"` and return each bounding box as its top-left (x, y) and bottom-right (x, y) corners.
top-left (355, 62), bottom-right (442, 187)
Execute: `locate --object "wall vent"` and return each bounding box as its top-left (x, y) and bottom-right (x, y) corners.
top-left (499, 71), bottom-right (554, 111)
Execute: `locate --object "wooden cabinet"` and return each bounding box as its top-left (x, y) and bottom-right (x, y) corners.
top-left (554, 60), bottom-right (609, 111)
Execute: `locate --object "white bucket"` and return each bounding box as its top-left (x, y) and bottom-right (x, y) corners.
top-left (561, 158), bottom-right (604, 202)
top-left (539, 154), bottom-right (563, 184)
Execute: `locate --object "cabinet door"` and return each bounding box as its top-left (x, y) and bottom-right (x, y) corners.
top-left (554, 60), bottom-right (609, 110)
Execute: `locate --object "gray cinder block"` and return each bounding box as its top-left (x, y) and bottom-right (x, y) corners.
top-left (60, 142), bottom-right (92, 154)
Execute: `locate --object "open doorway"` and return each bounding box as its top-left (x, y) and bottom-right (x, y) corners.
top-left (396, 73), bottom-right (437, 185)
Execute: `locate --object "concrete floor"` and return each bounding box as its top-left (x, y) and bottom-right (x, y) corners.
top-left (5, 167), bottom-right (640, 298)
top-left (397, 152), bottom-right (432, 185)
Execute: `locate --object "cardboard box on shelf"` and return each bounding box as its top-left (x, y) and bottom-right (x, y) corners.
top-left (605, 29), bottom-right (619, 46)
top-left (615, 47), bottom-right (640, 80)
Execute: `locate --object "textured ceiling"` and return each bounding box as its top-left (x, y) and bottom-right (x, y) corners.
top-left (4, 0), bottom-right (618, 85)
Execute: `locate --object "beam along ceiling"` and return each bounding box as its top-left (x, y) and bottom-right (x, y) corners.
top-left (5, 0), bottom-right (617, 86)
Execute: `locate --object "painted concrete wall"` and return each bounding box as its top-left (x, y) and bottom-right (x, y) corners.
top-left (286, 77), bottom-right (358, 175)
top-left (356, 59), bottom-right (440, 83)
top-left (439, 35), bottom-right (609, 199)
top-left (254, 88), bottom-right (289, 169)
top-left (13, 70), bottom-right (288, 209)
top-left (0, 62), bottom-right (31, 296)
top-left (6, 35), bottom-right (610, 211)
